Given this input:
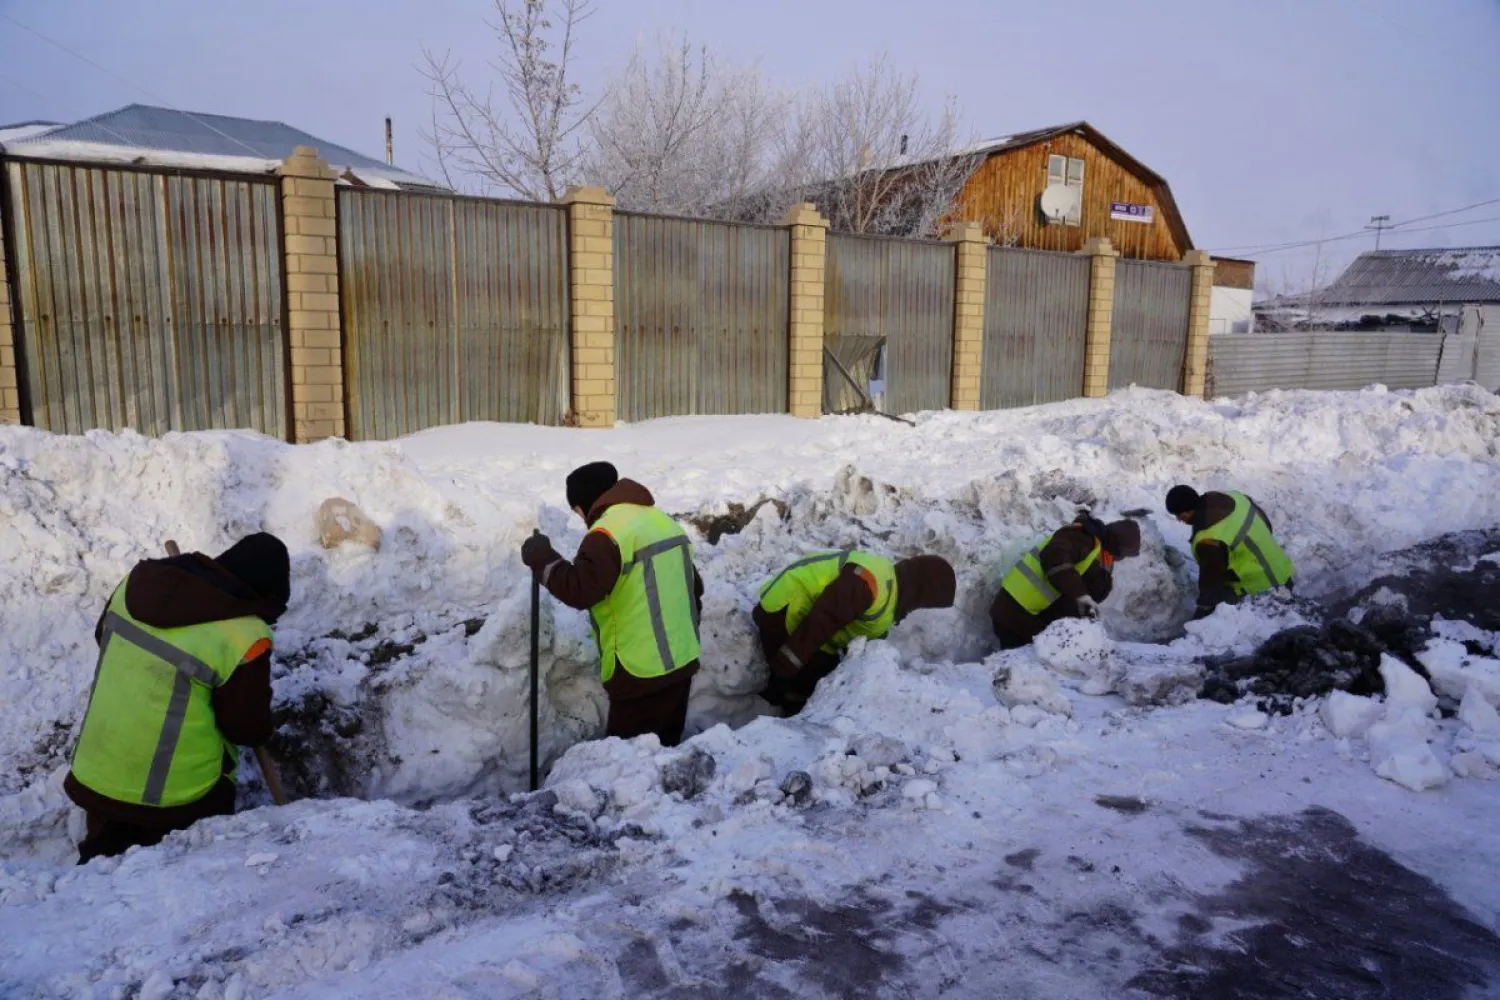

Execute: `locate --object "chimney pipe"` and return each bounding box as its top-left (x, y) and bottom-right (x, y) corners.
top-left (385, 117), bottom-right (393, 165)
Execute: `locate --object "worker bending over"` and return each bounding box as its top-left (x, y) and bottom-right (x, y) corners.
top-left (67, 533), bottom-right (289, 864)
top-left (754, 550), bottom-right (956, 715)
top-left (1166, 485), bottom-right (1294, 618)
top-left (990, 516), bottom-right (1141, 649)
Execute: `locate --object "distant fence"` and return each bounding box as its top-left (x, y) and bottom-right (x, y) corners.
top-left (981, 247), bottom-right (1089, 408)
top-left (1207, 318), bottom-right (1500, 397)
top-left (3, 159), bottom-right (287, 436)
top-left (20, 150), bottom-right (1493, 444)
top-left (337, 189), bottom-right (569, 439)
top-left (613, 212), bottom-right (789, 421)
top-left (824, 233), bottom-right (955, 415)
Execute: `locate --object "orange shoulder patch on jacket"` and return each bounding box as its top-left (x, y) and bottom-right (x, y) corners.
top-left (854, 566), bottom-right (879, 601)
top-left (240, 637), bottom-right (273, 665)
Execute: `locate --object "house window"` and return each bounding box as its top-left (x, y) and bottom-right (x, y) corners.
top-left (1046, 154), bottom-right (1085, 226)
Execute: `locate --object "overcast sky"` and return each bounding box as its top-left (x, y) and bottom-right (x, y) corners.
top-left (2, 0), bottom-right (1497, 291)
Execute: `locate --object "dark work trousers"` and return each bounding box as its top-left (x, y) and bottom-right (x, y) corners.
top-left (604, 664), bottom-right (699, 747)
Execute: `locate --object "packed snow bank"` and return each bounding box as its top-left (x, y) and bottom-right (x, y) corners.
top-left (1, 385), bottom-right (1498, 859)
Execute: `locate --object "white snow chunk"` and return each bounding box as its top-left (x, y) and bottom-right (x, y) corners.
top-left (1226, 708), bottom-right (1269, 730)
top-left (1115, 656), bottom-right (1205, 707)
top-left (244, 852), bottom-right (278, 868)
top-left (1459, 686), bottom-right (1500, 738)
top-left (849, 734), bottom-right (906, 769)
top-left (1367, 715), bottom-right (1449, 792)
top-left (1380, 655), bottom-right (1438, 718)
top-left (902, 779), bottom-right (938, 805)
top-left (1418, 640), bottom-right (1500, 707)
top-left (1033, 618), bottom-right (1117, 695)
top-left (552, 778), bottom-right (602, 817)
top-left (992, 662), bottom-right (1073, 717)
top-left (139, 971), bottom-right (174, 1000)
top-left (725, 755), bottom-right (774, 794)
top-left (492, 844), bottom-right (513, 863)
top-left (1009, 704), bottom-right (1050, 728)
top-left (1451, 751), bottom-right (1500, 780)
top-left (1320, 692), bottom-right (1385, 739)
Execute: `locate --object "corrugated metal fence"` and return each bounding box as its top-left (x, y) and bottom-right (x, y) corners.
top-left (613, 213), bottom-right (789, 421)
top-left (1109, 259), bottom-right (1191, 391)
top-left (1207, 332), bottom-right (1448, 396)
top-left (981, 247), bottom-right (1089, 408)
top-left (1461, 305), bottom-right (1500, 391)
top-left (337, 190), bottom-right (569, 439)
top-left (3, 159), bottom-right (287, 436)
top-left (825, 233), bottom-right (955, 415)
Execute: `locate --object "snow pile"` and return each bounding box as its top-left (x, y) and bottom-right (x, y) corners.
top-left (0, 385), bottom-right (1498, 864)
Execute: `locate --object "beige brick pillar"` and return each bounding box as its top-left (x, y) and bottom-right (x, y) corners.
top-left (1080, 237), bottom-right (1119, 398)
top-left (1183, 250), bottom-right (1215, 398)
top-left (278, 146), bottom-right (345, 442)
top-left (0, 217), bottom-right (19, 425)
top-left (562, 186), bottom-right (616, 428)
top-left (947, 222), bottom-right (987, 410)
top-left (781, 202), bottom-right (829, 418)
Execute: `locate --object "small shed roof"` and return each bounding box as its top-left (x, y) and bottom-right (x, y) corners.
top-left (1320, 247), bottom-right (1500, 306)
top-left (0, 104), bottom-right (442, 191)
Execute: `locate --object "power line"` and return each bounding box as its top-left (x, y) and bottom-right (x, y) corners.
top-left (1208, 195), bottom-right (1500, 256)
top-left (0, 70), bottom-right (144, 149)
top-left (1247, 214), bottom-right (1500, 258)
top-left (0, 12), bottom-right (272, 161)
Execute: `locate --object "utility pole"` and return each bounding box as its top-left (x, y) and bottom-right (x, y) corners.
top-left (1366, 214), bottom-right (1392, 250)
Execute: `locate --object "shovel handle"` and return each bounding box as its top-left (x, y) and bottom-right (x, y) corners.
top-left (163, 538), bottom-right (287, 806)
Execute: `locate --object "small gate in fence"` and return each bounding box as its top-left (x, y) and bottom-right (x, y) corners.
top-left (613, 213), bottom-right (789, 421)
top-left (1109, 259), bottom-right (1191, 392)
top-left (3, 158), bottom-right (288, 437)
top-left (824, 233), bottom-right (955, 415)
top-left (337, 189), bottom-right (570, 440)
top-left (982, 247), bottom-right (1090, 409)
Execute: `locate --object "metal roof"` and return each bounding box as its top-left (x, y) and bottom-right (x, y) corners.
top-left (1, 103), bottom-right (441, 190)
top-left (1320, 247), bottom-right (1500, 306)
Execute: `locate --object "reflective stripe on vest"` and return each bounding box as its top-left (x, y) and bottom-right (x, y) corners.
top-left (101, 612), bottom-right (224, 806)
top-left (1000, 531), bottom-right (1101, 616)
top-left (758, 550), bottom-right (899, 654)
top-left (71, 582), bottom-right (269, 809)
top-left (1191, 491), bottom-right (1295, 596)
top-left (589, 506), bottom-right (701, 683)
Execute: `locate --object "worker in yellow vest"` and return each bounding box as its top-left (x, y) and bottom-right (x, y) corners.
top-left (522, 462), bottom-right (703, 746)
top-left (754, 550), bottom-right (956, 715)
top-left (1166, 485), bottom-right (1295, 618)
top-left (65, 533), bottom-right (290, 864)
top-left (990, 516), bottom-right (1141, 649)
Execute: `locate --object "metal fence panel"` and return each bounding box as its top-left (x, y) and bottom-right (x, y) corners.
top-left (981, 247), bottom-right (1089, 408)
top-left (1466, 306), bottom-right (1500, 391)
top-left (1436, 335), bottom-right (1480, 385)
top-left (1109, 259), bottom-right (1191, 391)
top-left (613, 213), bottom-right (789, 421)
top-left (5, 160), bottom-right (286, 437)
top-left (1207, 332), bottom-right (1446, 396)
top-left (824, 233), bottom-right (954, 415)
top-left (338, 190), bottom-right (569, 439)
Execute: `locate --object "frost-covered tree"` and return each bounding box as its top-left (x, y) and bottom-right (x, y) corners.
top-left (775, 56), bottom-right (980, 237)
top-left (422, 0), bottom-right (597, 200)
top-left (586, 36), bottom-right (787, 217)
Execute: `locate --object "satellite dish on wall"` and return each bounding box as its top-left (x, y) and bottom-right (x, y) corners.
top-left (1039, 185), bottom-right (1080, 223)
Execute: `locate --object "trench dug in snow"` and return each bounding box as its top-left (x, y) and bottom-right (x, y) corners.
top-left (260, 486), bottom-right (1499, 818)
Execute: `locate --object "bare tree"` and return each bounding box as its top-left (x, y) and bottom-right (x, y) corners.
top-left (587, 37), bottom-right (787, 216)
top-left (775, 55), bottom-right (979, 237)
top-left (422, 0), bottom-right (597, 201)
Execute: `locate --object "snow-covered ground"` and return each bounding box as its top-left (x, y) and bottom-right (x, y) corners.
top-left (2, 384), bottom-right (1499, 998)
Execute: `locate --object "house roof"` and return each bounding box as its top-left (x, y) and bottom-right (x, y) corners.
top-left (1319, 247), bottom-right (1500, 306)
top-left (0, 104), bottom-right (443, 191)
top-left (891, 121), bottom-right (1193, 250)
